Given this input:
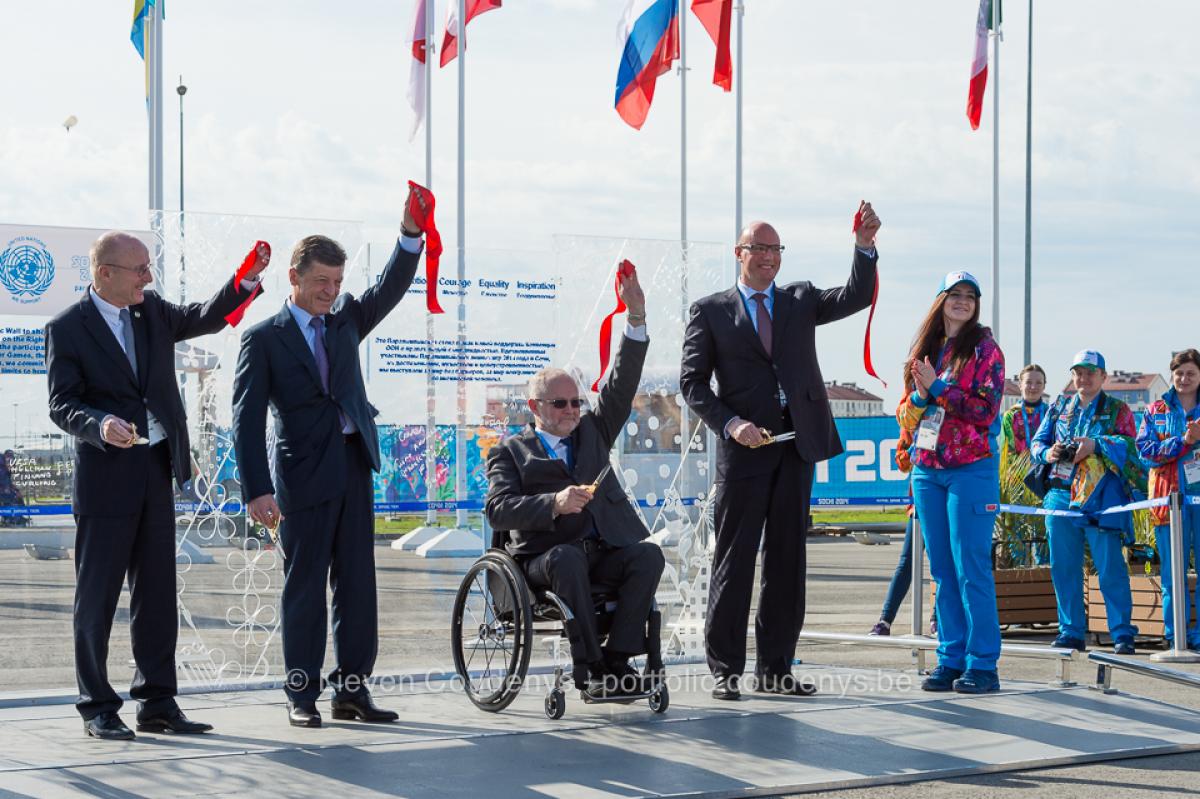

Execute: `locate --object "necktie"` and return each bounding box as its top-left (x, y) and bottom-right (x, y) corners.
top-left (118, 308), bottom-right (137, 375)
top-left (752, 293), bottom-right (772, 356)
top-left (308, 317), bottom-right (330, 391)
top-left (310, 317), bottom-right (349, 431)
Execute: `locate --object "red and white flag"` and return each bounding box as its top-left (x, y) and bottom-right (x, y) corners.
top-left (966, 0), bottom-right (998, 130)
top-left (691, 0), bottom-right (732, 92)
top-left (440, 0), bottom-right (502, 67)
top-left (407, 0), bottom-right (428, 140)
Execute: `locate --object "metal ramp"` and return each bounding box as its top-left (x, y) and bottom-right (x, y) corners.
top-left (2, 664), bottom-right (1199, 798)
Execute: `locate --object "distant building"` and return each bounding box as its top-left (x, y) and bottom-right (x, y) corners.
top-left (1060, 370), bottom-right (1167, 411)
top-left (826, 381), bottom-right (884, 417)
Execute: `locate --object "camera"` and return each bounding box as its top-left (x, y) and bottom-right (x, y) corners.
top-left (1056, 443), bottom-right (1078, 463)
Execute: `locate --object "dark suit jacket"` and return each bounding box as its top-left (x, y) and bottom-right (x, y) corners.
top-left (680, 248), bottom-right (878, 480)
top-left (232, 240), bottom-right (419, 514)
top-left (486, 334), bottom-right (650, 557)
top-left (45, 279), bottom-right (260, 516)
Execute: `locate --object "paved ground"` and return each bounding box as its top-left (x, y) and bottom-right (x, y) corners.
top-left (3, 530), bottom-right (1200, 797)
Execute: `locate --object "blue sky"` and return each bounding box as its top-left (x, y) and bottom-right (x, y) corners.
top-left (2, 0), bottom-right (1198, 413)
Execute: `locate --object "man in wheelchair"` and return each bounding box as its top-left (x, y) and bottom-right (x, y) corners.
top-left (484, 268), bottom-right (665, 698)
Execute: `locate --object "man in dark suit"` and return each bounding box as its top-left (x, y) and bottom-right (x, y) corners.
top-left (485, 269), bottom-right (664, 695)
top-left (680, 204), bottom-right (882, 700)
top-left (46, 231), bottom-right (268, 739)
top-left (233, 188), bottom-right (425, 728)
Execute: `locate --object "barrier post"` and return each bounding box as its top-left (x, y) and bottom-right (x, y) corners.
top-left (911, 517), bottom-right (929, 674)
top-left (1151, 491), bottom-right (1200, 663)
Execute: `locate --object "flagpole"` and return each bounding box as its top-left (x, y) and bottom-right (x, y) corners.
top-left (148, 0), bottom-right (164, 263)
top-left (734, 0), bottom-right (744, 250)
top-left (991, 0), bottom-right (1001, 344)
top-left (454, 0), bottom-right (469, 533)
top-left (1023, 0), bottom-right (1033, 366)
top-left (423, 0), bottom-right (440, 531)
top-left (681, 0), bottom-right (691, 249)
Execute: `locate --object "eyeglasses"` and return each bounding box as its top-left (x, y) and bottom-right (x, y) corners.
top-left (536, 398), bottom-right (585, 409)
top-left (737, 243), bottom-right (785, 254)
top-left (101, 262), bottom-right (153, 278)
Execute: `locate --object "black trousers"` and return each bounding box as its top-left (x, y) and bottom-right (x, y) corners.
top-left (706, 448), bottom-right (814, 678)
top-left (73, 442), bottom-right (177, 720)
top-left (523, 539), bottom-right (665, 666)
top-left (278, 435), bottom-right (378, 702)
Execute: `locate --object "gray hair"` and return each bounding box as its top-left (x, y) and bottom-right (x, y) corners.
top-left (528, 367), bottom-right (575, 400)
top-left (88, 231), bottom-right (147, 278)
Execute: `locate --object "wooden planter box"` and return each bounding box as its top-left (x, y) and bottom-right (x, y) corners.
top-left (928, 567), bottom-right (1058, 628)
top-left (1087, 573), bottom-right (1197, 639)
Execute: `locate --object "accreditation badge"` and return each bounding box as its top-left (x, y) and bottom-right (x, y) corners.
top-left (915, 407), bottom-right (944, 451)
top-left (1183, 452), bottom-right (1200, 492)
top-left (1051, 459), bottom-right (1075, 484)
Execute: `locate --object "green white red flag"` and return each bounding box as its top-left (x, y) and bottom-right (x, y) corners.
top-left (966, 0), bottom-right (999, 130)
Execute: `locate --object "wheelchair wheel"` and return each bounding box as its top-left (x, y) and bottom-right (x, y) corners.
top-left (544, 688), bottom-right (566, 720)
top-left (648, 683), bottom-right (669, 714)
top-left (451, 551), bottom-right (533, 712)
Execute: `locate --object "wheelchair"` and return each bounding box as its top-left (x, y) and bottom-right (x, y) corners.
top-left (450, 531), bottom-right (669, 720)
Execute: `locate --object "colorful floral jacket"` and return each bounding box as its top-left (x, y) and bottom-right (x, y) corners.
top-left (897, 329), bottom-right (1005, 469)
top-left (1135, 389), bottom-right (1200, 526)
top-left (1030, 392), bottom-right (1147, 518)
top-left (1001, 401), bottom-right (1048, 457)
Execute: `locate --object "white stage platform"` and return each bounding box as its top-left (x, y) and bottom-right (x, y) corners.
top-left (2, 664), bottom-right (1199, 798)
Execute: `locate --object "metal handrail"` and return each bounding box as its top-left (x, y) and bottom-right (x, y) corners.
top-left (1090, 651), bottom-right (1200, 694)
top-left (797, 630), bottom-right (1077, 685)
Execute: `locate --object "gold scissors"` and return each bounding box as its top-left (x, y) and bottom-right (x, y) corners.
top-left (749, 429), bottom-right (796, 448)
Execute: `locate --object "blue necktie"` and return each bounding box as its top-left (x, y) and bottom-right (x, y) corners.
top-left (309, 317), bottom-right (349, 431)
top-left (118, 308), bottom-right (137, 375)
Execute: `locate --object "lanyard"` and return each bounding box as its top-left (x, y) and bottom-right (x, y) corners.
top-left (1020, 402), bottom-right (1043, 446)
top-left (535, 431), bottom-right (572, 471)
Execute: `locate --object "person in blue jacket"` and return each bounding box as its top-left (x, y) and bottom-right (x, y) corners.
top-left (1031, 350), bottom-right (1144, 655)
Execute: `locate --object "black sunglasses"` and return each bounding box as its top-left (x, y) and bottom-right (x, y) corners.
top-left (536, 398), bottom-right (585, 409)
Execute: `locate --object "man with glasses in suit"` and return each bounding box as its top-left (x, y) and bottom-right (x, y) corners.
top-left (485, 268), bottom-right (664, 696)
top-left (681, 204), bottom-right (882, 700)
top-left (45, 230), bottom-right (268, 739)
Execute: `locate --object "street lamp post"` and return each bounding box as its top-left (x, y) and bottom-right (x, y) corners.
top-left (177, 77), bottom-right (187, 303)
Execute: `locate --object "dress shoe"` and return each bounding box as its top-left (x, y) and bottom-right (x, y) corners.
top-left (920, 665), bottom-right (963, 692)
top-left (1113, 638), bottom-right (1136, 656)
top-left (288, 700), bottom-right (322, 728)
top-left (330, 692), bottom-right (398, 722)
top-left (952, 669), bottom-right (1000, 694)
top-left (136, 707), bottom-right (213, 734)
top-left (1051, 633), bottom-right (1087, 652)
top-left (754, 673), bottom-right (818, 696)
top-left (84, 712), bottom-right (135, 741)
top-left (711, 674), bottom-right (741, 701)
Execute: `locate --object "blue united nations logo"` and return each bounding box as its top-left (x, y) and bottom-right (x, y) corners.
top-left (0, 236), bottom-right (56, 304)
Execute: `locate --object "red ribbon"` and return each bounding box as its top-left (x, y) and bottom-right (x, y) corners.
top-left (853, 210), bottom-right (886, 388)
top-left (407, 180), bottom-right (444, 314)
top-left (223, 241), bottom-right (269, 327)
top-left (592, 259), bottom-right (636, 392)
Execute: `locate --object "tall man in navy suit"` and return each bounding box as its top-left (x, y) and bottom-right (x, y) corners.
top-left (46, 231), bottom-right (268, 739)
top-left (680, 203), bottom-right (881, 700)
top-left (233, 186), bottom-right (425, 728)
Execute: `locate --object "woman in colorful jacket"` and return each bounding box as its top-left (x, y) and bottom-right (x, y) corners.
top-left (1135, 348), bottom-right (1200, 650)
top-left (997, 364), bottom-right (1050, 566)
top-left (1031, 350), bottom-right (1144, 655)
top-left (897, 271), bottom-right (1005, 694)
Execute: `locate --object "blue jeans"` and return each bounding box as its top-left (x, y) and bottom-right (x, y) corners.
top-left (880, 517), bottom-right (914, 624)
top-left (913, 457), bottom-right (1002, 672)
top-left (1044, 488), bottom-right (1136, 642)
top-left (1155, 508), bottom-right (1200, 646)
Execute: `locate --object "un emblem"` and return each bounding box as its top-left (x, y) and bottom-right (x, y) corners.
top-left (0, 236), bottom-right (56, 303)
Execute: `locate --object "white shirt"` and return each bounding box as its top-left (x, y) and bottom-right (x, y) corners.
top-left (90, 287), bottom-right (168, 446)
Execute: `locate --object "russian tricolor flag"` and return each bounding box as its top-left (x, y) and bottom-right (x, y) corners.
top-left (614, 0), bottom-right (680, 130)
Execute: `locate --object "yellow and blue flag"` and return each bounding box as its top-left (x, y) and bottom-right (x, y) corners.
top-left (130, 0), bottom-right (156, 58)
